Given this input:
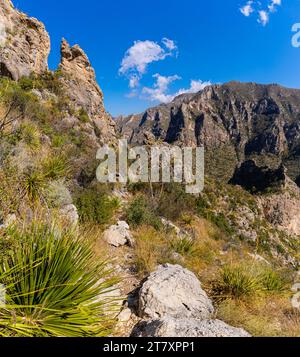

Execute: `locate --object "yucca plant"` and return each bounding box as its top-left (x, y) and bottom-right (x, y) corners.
top-left (212, 264), bottom-right (262, 301)
top-left (0, 223), bottom-right (120, 337)
top-left (171, 236), bottom-right (198, 257)
top-left (41, 154), bottom-right (71, 180)
top-left (22, 170), bottom-right (45, 201)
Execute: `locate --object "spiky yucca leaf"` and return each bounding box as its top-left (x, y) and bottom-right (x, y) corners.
top-left (0, 223), bottom-right (120, 337)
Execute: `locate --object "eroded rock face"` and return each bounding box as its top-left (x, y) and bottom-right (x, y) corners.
top-left (116, 81), bottom-right (300, 182)
top-left (132, 317), bottom-right (251, 338)
top-left (59, 39), bottom-right (116, 143)
top-left (258, 177), bottom-right (300, 236)
top-left (138, 264), bottom-right (214, 320)
top-left (0, 0), bottom-right (50, 80)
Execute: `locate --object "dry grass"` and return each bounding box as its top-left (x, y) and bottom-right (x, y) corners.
top-left (130, 216), bottom-right (298, 336)
top-left (217, 295), bottom-right (300, 336)
top-left (133, 226), bottom-right (174, 276)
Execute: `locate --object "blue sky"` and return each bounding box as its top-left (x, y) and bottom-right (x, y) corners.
top-left (14, 0), bottom-right (300, 116)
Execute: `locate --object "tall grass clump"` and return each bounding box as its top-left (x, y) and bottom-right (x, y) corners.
top-left (0, 223), bottom-right (119, 337)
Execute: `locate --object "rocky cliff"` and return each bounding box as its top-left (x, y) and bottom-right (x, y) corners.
top-left (59, 39), bottom-right (116, 143)
top-left (0, 0), bottom-right (116, 144)
top-left (117, 81), bottom-right (300, 183)
top-left (0, 0), bottom-right (50, 80)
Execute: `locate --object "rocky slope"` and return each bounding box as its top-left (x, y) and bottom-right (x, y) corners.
top-left (117, 81), bottom-right (300, 238)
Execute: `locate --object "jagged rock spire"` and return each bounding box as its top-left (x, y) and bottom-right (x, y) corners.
top-left (59, 38), bottom-right (116, 142)
top-left (59, 38), bottom-right (104, 116)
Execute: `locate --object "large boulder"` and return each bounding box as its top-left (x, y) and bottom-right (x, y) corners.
top-left (132, 317), bottom-right (251, 337)
top-left (258, 176), bottom-right (300, 236)
top-left (0, 0), bottom-right (50, 80)
top-left (138, 264), bottom-right (214, 320)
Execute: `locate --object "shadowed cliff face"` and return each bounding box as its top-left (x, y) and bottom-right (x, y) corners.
top-left (0, 0), bottom-right (50, 80)
top-left (229, 160), bottom-right (286, 193)
top-left (116, 81), bottom-right (300, 182)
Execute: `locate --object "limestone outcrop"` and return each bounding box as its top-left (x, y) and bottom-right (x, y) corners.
top-left (132, 264), bottom-right (251, 337)
top-left (0, 0), bottom-right (50, 80)
top-left (59, 39), bottom-right (116, 143)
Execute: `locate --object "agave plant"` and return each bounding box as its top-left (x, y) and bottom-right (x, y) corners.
top-left (0, 223), bottom-right (120, 337)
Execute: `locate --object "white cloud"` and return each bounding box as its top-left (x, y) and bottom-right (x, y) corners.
top-left (162, 37), bottom-right (177, 51)
top-left (240, 0), bottom-right (282, 26)
top-left (176, 80), bottom-right (212, 97)
top-left (268, 0), bottom-right (281, 12)
top-left (143, 74), bottom-right (211, 104)
top-left (119, 39), bottom-right (177, 89)
top-left (143, 74), bottom-right (181, 103)
top-left (258, 10), bottom-right (269, 25)
top-left (240, 1), bottom-right (254, 17)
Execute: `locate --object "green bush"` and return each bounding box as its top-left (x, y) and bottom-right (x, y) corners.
top-left (75, 188), bottom-right (119, 225)
top-left (125, 195), bottom-right (162, 230)
top-left (44, 180), bottom-right (73, 208)
top-left (19, 72), bottom-right (63, 95)
top-left (0, 223), bottom-right (119, 337)
top-left (158, 185), bottom-right (196, 220)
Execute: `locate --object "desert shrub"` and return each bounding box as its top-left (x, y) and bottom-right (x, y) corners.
top-left (18, 76), bottom-right (35, 91)
top-left (52, 133), bottom-right (68, 148)
top-left (0, 166), bottom-right (22, 215)
top-left (180, 214), bottom-right (194, 226)
top-left (75, 188), bottom-right (119, 225)
top-left (78, 108), bottom-right (90, 123)
top-left (156, 183), bottom-right (197, 221)
top-left (259, 269), bottom-right (287, 293)
top-left (208, 213), bottom-right (235, 236)
top-left (44, 180), bottom-right (73, 208)
top-left (216, 294), bottom-right (300, 337)
top-left (19, 71), bottom-right (63, 95)
top-left (196, 195), bottom-right (210, 216)
top-left (128, 183), bottom-right (196, 221)
top-left (0, 223), bottom-right (119, 337)
top-left (125, 195), bottom-right (162, 230)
